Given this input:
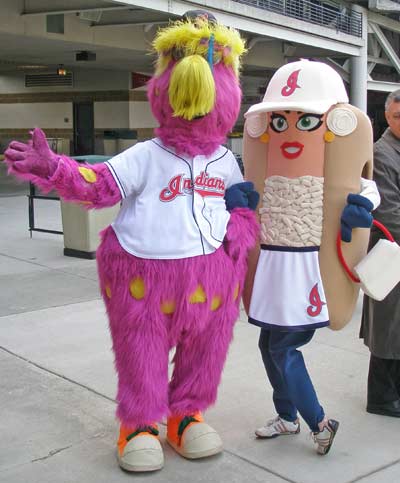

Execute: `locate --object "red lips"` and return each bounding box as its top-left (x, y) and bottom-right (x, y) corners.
top-left (280, 142), bottom-right (304, 159)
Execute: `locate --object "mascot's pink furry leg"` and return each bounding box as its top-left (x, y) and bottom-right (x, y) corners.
top-left (96, 208), bottom-right (258, 427)
top-left (97, 228), bottom-right (170, 427)
top-left (168, 301), bottom-right (238, 416)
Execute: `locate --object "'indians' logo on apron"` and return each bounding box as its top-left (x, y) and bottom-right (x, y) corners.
top-left (307, 283), bottom-right (326, 317)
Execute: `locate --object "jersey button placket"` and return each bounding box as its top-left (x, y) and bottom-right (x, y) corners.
top-left (190, 155), bottom-right (205, 254)
top-left (192, 156), bottom-right (205, 234)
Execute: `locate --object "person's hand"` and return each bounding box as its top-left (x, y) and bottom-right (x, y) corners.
top-left (341, 193), bottom-right (374, 242)
top-left (224, 181), bottom-right (259, 211)
top-left (4, 128), bottom-right (59, 179)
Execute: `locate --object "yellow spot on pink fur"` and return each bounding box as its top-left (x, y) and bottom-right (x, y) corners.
top-left (233, 283), bottom-right (240, 301)
top-left (189, 285), bottom-right (207, 304)
top-left (129, 277), bottom-right (145, 300)
top-left (78, 166), bottom-right (97, 183)
top-left (324, 131), bottom-right (335, 143)
top-left (161, 300), bottom-right (176, 315)
top-left (105, 285), bottom-right (111, 299)
top-left (259, 132), bottom-right (270, 143)
top-left (211, 295), bottom-right (222, 311)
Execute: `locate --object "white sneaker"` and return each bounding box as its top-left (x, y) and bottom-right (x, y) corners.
top-left (168, 421), bottom-right (223, 459)
top-left (167, 413), bottom-right (223, 460)
top-left (312, 419), bottom-right (339, 455)
top-left (255, 416), bottom-right (300, 438)
top-left (117, 426), bottom-right (164, 472)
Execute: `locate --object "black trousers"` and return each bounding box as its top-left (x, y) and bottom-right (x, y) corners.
top-left (368, 354), bottom-right (400, 405)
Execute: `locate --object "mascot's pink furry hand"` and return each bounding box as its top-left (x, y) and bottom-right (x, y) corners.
top-left (4, 128), bottom-right (59, 179)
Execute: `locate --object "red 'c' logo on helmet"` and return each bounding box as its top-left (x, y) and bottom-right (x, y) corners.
top-left (281, 69), bottom-right (301, 97)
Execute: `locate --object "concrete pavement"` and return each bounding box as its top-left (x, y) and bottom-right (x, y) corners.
top-left (1, 188), bottom-right (399, 483)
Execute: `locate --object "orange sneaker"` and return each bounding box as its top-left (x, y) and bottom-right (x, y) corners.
top-left (167, 413), bottom-right (223, 459)
top-left (117, 424), bottom-right (164, 472)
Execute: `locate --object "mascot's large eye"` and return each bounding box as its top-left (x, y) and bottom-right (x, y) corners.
top-left (296, 114), bottom-right (323, 132)
top-left (270, 114), bottom-right (288, 133)
top-left (200, 50), bottom-right (222, 65)
top-left (211, 51), bottom-right (222, 65)
top-left (171, 47), bottom-right (185, 61)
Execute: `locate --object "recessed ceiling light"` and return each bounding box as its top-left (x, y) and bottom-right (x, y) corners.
top-left (17, 65), bottom-right (48, 70)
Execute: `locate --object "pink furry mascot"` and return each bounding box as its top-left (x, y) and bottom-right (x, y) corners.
top-left (4, 11), bottom-right (258, 473)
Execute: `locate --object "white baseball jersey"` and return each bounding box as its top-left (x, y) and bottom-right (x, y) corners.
top-left (105, 138), bottom-right (243, 259)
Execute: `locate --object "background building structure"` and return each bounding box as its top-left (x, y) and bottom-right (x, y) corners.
top-left (0, 0), bottom-right (399, 155)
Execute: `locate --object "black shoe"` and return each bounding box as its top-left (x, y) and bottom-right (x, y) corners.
top-left (366, 399), bottom-right (400, 418)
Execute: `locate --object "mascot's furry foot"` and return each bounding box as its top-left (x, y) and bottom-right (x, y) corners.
top-left (167, 413), bottom-right (223, 459)
top-left (117, 425), bottom-right (164, 472)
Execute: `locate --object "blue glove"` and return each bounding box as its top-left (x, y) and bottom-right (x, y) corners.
top-left (341, 193), bottom-right (374, 242)
top-left (224, 181), bottom-right (259, 211)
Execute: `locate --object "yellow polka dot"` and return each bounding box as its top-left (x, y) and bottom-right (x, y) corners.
top-left (105, 285), bottom-right (111, 299)
top-left (324, 131), bottom-right (335, 143)
top-left (211, 295), bottom-right (222, 311)
top-left (189, 284), bottom-right (207, 304)
top-left (161, 300), bottom-right (176, 315)
top-left (259, 132), bottom-right (270, 144)
top-left (129, 277), bottom-right (145, 300)
top-left (233, 283), bottom-right (240, 301)
top-left (78, 166), bottom-right (97, 183)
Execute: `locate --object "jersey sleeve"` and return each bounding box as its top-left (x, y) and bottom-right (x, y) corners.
top-left (360, 177), bottom-right (381, 210)
top-left (225, 151), bottom-right (244, 189)
top-left (104, 142), bottom-right (148, 198)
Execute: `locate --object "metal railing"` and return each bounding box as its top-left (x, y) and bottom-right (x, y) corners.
top-left (233, 0), bottom-right (363, 37)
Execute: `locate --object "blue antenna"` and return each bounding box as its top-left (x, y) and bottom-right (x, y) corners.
top-left (207, 34), bottom-right (215, 72)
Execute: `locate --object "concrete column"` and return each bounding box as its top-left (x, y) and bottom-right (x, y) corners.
top-left (350, 4), bottom-right (368, 112)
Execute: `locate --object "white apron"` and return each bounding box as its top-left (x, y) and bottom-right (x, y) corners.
top-left (249, 246), bottom-right (330, 331)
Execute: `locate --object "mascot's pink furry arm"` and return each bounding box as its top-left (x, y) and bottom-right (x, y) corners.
top-left (4, 11), bottom-right (259, 473)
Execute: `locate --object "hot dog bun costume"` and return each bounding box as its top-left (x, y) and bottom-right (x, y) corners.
top-left (4, 13), bottom-right (259, 472)
top-left (242, 60), bottom-right (380, 331)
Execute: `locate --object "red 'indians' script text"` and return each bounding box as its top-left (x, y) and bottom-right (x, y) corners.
top-left (159, 171), bottom-right (225, 202)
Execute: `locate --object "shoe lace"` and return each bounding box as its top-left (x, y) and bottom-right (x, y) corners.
top-left (178, 415), bottom-right (199, 437)
top-left (126, 425), bottom-right (159, 442)
top-left (266, 416), bottom-right (298, 432)
top-left (266, 416), bottom-right (281, 428)
top-left (177, 415), bottom-right (200, 446)
top-left (263, 416), bottom-right (289, 435)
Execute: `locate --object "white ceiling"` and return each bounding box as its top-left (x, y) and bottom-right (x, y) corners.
top-left (0, 1), bottom-right (173, 73)
top-left (0, 1), bottom-right (341, 80)
top-left (0, 30), bottom-right (156, 73)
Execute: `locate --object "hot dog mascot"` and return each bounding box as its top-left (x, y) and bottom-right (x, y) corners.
top-left (4, 11), bottom-right (259, 472)
top-left (242, 59), bottom-right (380, 455)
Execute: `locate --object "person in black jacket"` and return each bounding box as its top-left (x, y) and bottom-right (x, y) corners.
top-left (361, 89), bottom-right (400, 418)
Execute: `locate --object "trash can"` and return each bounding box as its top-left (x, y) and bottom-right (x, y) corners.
top-left (116, 129), bottom-right (137, 152)
top-left (103, 138), bottom-right (117, 156)
top-left (60, 155), bottom-right (120, 259)
top-left (103, 130), bottom-right (118, 156)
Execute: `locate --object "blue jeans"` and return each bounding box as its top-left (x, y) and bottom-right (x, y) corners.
top-left (258, 328), bottom-right (325, 432)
